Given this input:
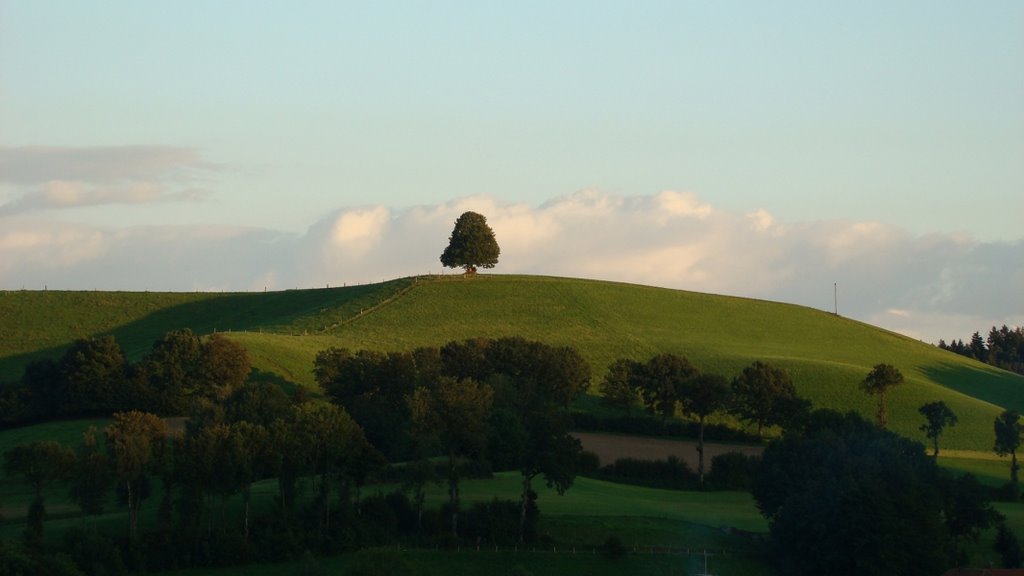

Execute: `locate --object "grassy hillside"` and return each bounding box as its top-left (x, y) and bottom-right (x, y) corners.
top-left (2, 274), bottom-right (1021, 451)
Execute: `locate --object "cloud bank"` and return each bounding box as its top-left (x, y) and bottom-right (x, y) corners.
top-left (0, 146), bottom-right (216, 215)
top-left (0, 190), bottom-right (1020, 343)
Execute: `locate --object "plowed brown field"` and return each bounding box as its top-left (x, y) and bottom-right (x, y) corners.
top-left (572, 431), bottom-right (763, 471)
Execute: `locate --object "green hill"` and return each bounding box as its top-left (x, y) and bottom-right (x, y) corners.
top-left (2, 274), bottom-right (1020, 452)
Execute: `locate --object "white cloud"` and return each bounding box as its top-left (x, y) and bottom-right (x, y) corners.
top-left (0, 190), bottom-right (1019, 344)
top-left (0, 145), bottom-right (217, 215)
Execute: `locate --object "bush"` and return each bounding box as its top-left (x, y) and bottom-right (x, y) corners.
top-left (463, 499), bottom-right (526, 546)
top-left (707, 452), bottom-right (759, 491)
top-left (594, 456), bottom-right (697, 490)
top-left (571, 412), bottom-right (760, 443)
top-left (63, 527), bottom-right (127, 576)
top-left (344, 547), bottom-right (410, 576)
top-left (995, 522), bottom-right (1023, 568)
top-left (577, 450), bottom-right (601, 476)
top-left (602, 535), bottom-right (626, 561)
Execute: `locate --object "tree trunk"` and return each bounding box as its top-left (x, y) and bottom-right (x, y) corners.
top-left (697, 415), bottom-right (706, 489)
top-left (519, 474), bottom-right (533, 543)
top-left (1012, 450), bottom-right (1019, 489)
top-left (448, 451), bottom-right (459, 537)
top-left (127, 479), bottom-right (137, 541)
top-left (878, 391), bottom-right (888, 428)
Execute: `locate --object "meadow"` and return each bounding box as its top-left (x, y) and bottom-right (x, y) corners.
top-left (3, 274), bottom-right (1021, 451)
top-left (1, 417), bottom-right (1021, 575)
top-left (2, 274), bottom-right (1022, 573)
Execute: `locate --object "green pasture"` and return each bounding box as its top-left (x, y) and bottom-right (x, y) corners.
top-left (0, 278), bottom-right (415, 377)
top-left (233, 275), bottom-right (1020, 451)
top-left (2, 274), bottom-right (1022, 453)
top-left (160, 548), bottom-right (762, 576)
top-left (3, 417), bottom-right (1024, 574)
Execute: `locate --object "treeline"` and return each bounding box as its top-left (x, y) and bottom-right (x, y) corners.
top-left (598, 354), bottom-right (810, 486)
top-left (939, 325), bottom-right (1024, 375)
top-left (0, 329), bottom-right (251, 427)
top-left (0, 334), bottom-right (591, 574)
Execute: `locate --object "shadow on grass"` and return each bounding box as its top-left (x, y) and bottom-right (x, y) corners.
top-left (920, 360), bottom-right (1024, 411)
top-left (0, 278), bottom-right (420, 382)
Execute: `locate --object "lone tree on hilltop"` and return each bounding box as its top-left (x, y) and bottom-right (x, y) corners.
top-left (860, 363), bottom-right (904, 428)
top-left (440, 211), bottom-right (500, 274)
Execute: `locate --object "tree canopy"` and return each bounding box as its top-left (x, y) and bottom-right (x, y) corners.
top-left (440, 211), bottom-right (500, 273)
top-left (859, 363), bottom-right (904, 427)
top-left (730, 360), bottom-right (798, 436)
top-left (752, 410), bottom-right (970, 575)
top-left (919, 400), bottom-right (958, 458)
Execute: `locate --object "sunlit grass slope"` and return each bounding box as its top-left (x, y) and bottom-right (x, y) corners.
top-left (3, 274), bottom-right (1021, 451)
top-left (230, 275), bottom-right (1023, 452)
top-left (0, 278), bottom-right (415, 376)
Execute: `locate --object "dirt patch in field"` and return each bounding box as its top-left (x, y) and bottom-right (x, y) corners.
top-left (572, 431), bottom-right (763, 471)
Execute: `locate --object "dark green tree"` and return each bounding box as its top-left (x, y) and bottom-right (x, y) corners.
top-left (440, 211), bottom-right (500, 273)
top-left (138, 329), bottom-right (203, 415)
top-left (918, 400), bottom-right (958, 457)
top-left (195, 332), bottom-right (252, 403)
top-left (860, 363), bottom-right (904, 427)
top-left (995, 409), bottom-right (1023, 497)
top-left (317, 348), bottom-right (418, 460)
top-left (599, 358), bottom-right (643, 412)
top-left (680, 373), bottom-right (731, 488)
top-left (638, 353), bottom-right (699, 422)
top-left (731, 360), bottom-right (797, 436)
top-left (752, 410), bottom-right (952, 576)
top-left (291, 402), bottom-right (374, 532)
top-left (408, 376), bottom-right (494, 537)
top-left (105, 410), bottom-right (168, 541)
top-left (995, 522), bottom-right (1023, 568)
top-left (941, 472), bottom-right (1000, 562)
top-left (223, 381), bottom-right (292, 426)
top-left (3, 440), bottom-right (75, 548)
top-left (439, 338), bottom-right (492, 381)
top-left (483, 337), bottom-right (590, 542)
top-left (68, 426), bottom-right (113, 518)
top-left (59, 335), bottom-right (130, 415)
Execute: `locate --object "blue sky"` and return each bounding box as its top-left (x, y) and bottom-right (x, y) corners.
top-left (1, 1), bottom-right (1021, 342)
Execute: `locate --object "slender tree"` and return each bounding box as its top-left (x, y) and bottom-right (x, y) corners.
top-left (995, 410), bottom-right (1023, 498)
top-left (291, 402), bottom-right (372, 532)
top-left (681, 373), bottom-right (731, 488)
top-left (440, 211), bottom-right (500, 273)
top-left (105, 410), bottom-right (168, 541)
top-left (599, 358), bottom-right (643, 412)
top-left (918, 401), bottom-right (958, 458)
top-left (69, 426), bottom-right (114, 519)
top-left (483, 337), bottom-right (590, 542)
top-left (408, 376), bottom-right (494, 537)
top-left (860, 363), bottom-right (904, 428)
top-left (3, 440), bottom-right (75, 548)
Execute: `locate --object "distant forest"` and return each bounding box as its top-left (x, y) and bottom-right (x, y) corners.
top-left (938, 325), bottom-right (1024, 376)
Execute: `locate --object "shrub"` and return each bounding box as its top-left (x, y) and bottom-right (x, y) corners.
top-left (345, 547), bottom-right (410, 576)
top-left (602, 535), bottom-right (626, 561)
top-left (594, 456), bottom-right (697, 490)
top-left (707, 452), bottom-right (759, 491)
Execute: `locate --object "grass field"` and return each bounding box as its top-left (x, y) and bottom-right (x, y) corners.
top-left (2, 274), bottom-right (1021, 451)
top-left (2, 416), bottom-right (1023, 574)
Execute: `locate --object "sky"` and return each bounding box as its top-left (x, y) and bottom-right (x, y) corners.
top-left (1, 1), bottom-right (1021, 344)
